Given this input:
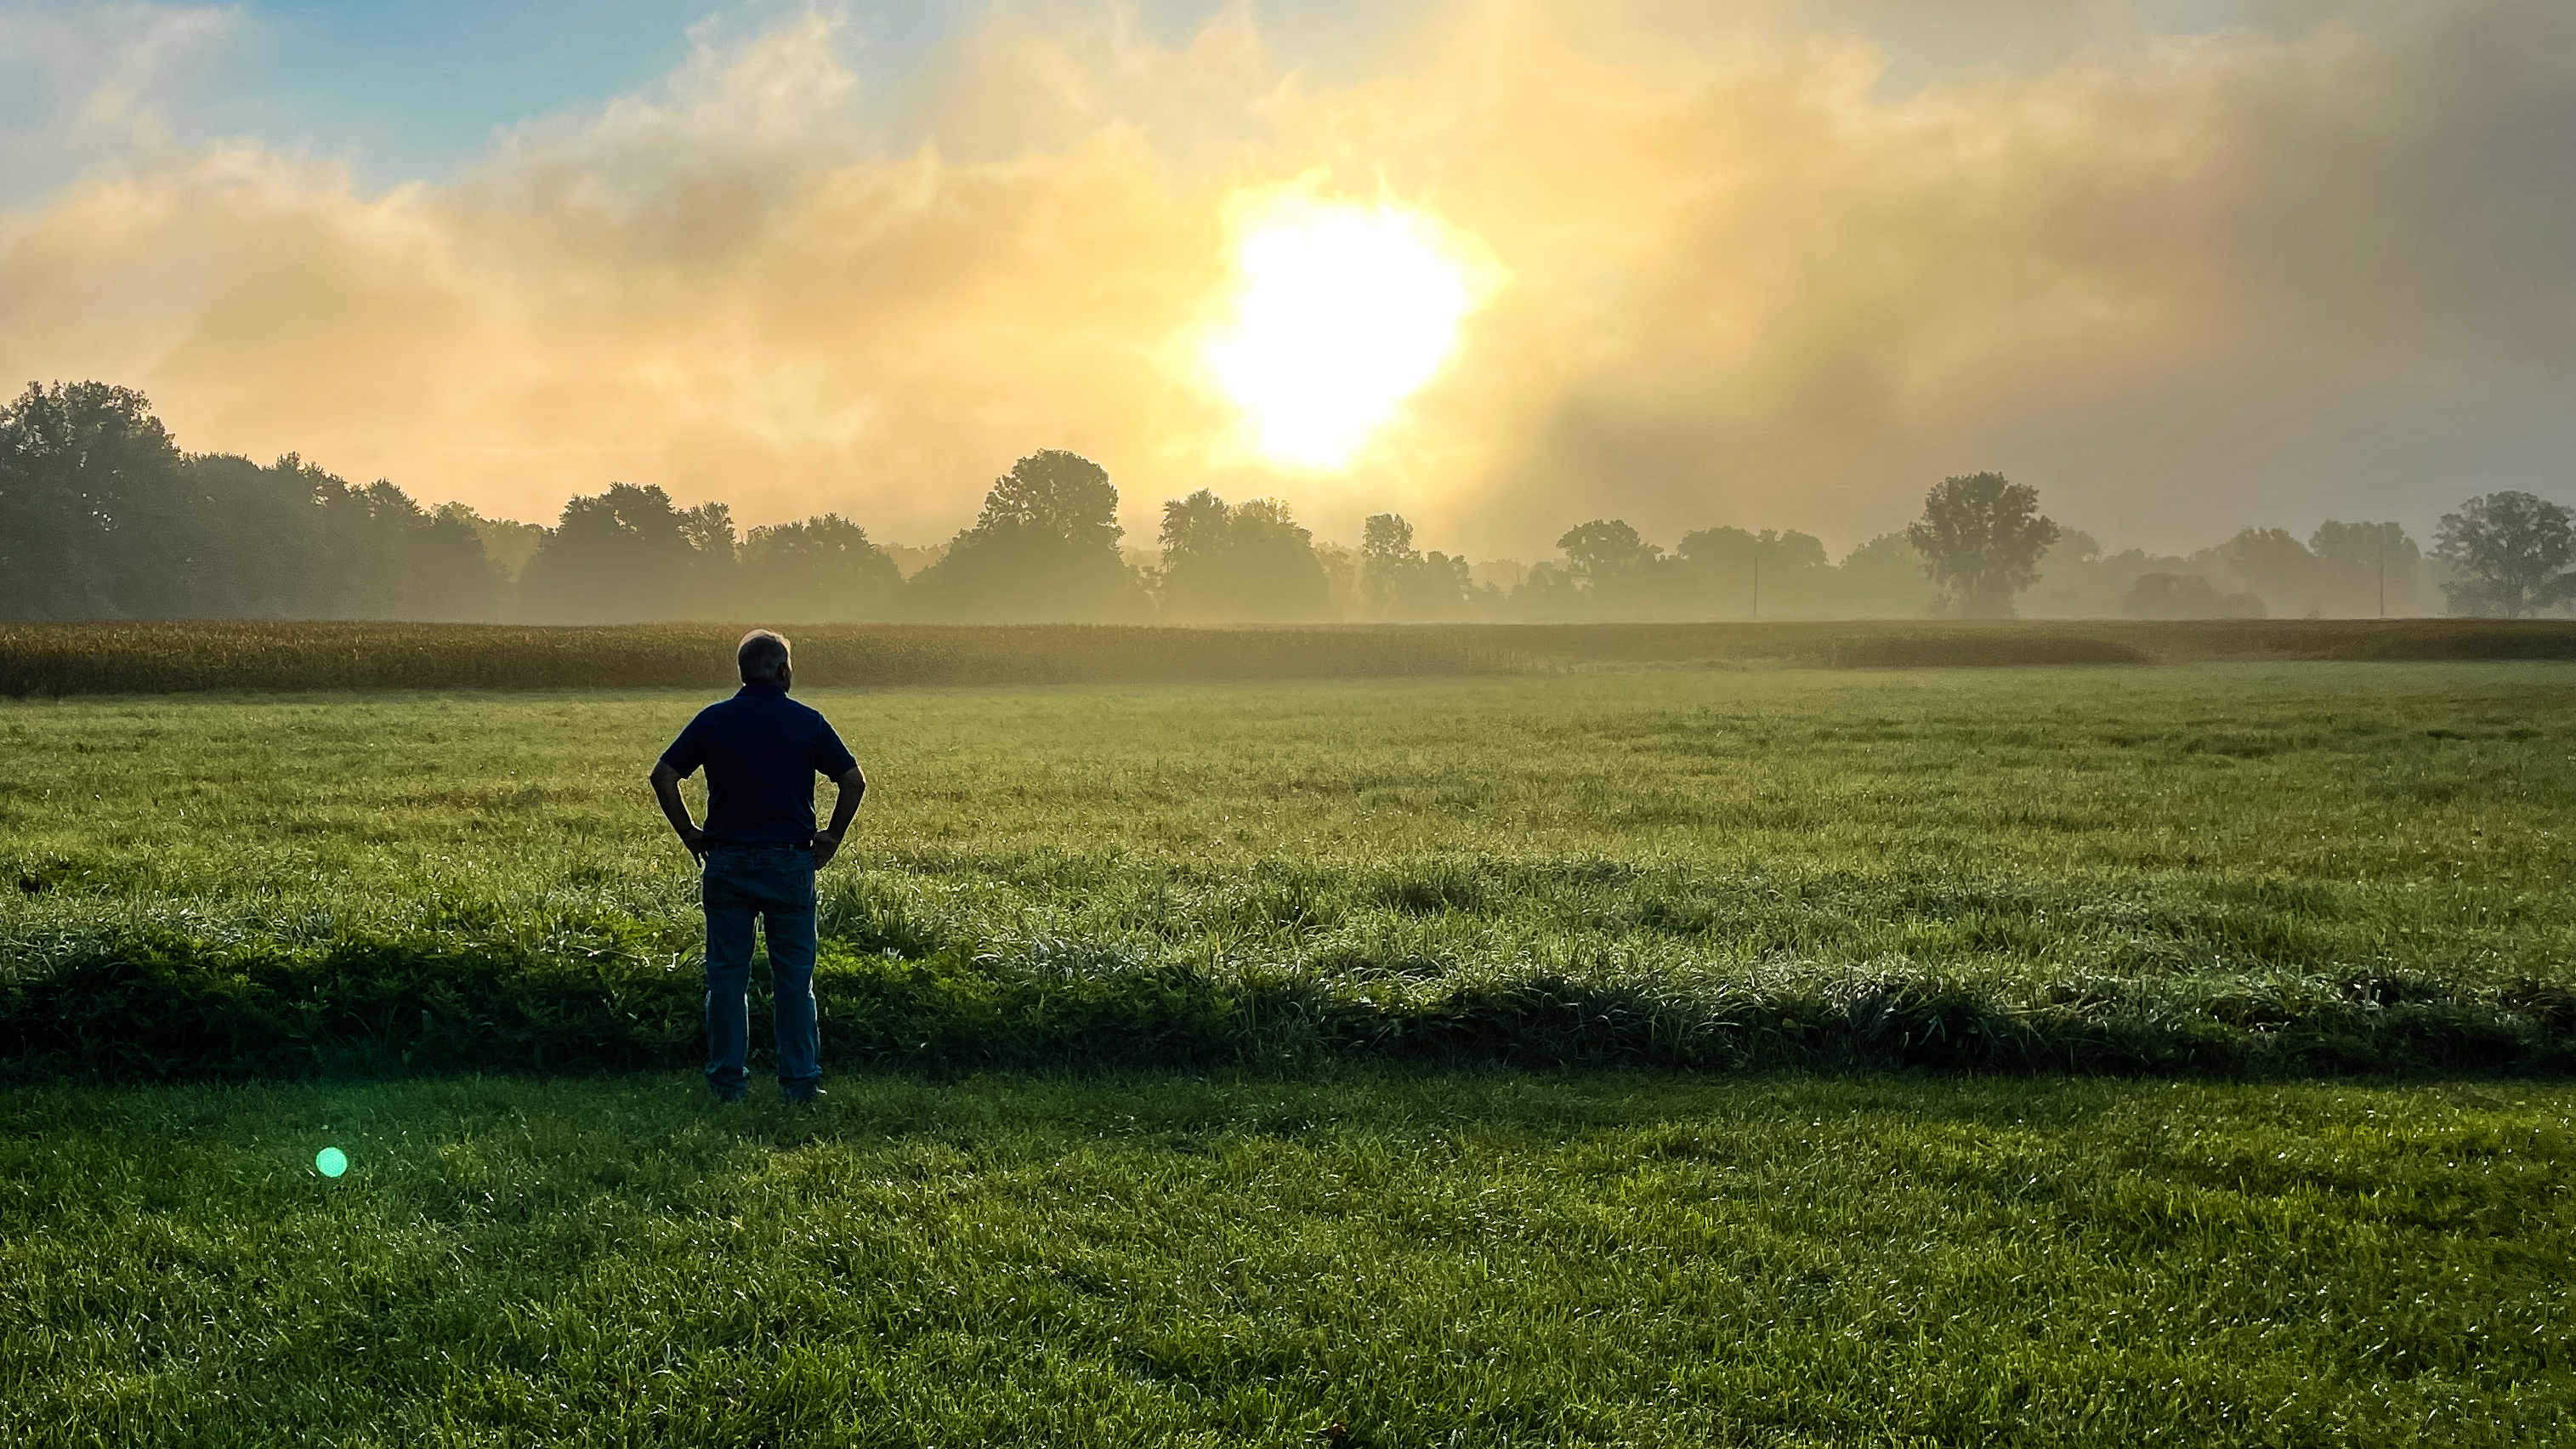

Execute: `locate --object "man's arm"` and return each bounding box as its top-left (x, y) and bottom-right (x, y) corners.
top-left (810, 764), bottom-right (866, 868)
top-left (649, 760), bottom-right (710, 860)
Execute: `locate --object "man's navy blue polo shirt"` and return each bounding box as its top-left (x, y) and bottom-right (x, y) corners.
top-left (659, 682), bottom-right (859, 844)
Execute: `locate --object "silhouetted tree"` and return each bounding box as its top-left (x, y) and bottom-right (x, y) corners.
top-left (1511, 560), bottom-right (1581, 619)
top-left (910, 451), bottom-right (1148, 622)
top-left (175, 453), bottom-right (329, 617)
top-left (1158, 491), bottom-right (1330, 622)
top-left (1558, 519), bottom-right (1656, 591)
top-left (1905, 473), bottom-right (2059, 618)
top-left (297, 468), bottom-right (496, 619)
top-left (2433, 492), bottom-right (2575, 618)
top-left (739, 514), bottom-right (902, 622)
top-left (1677, 526), bottom-right (1828, 619)
top-left (1358, 512), bottom-right (1482, 620)
top-left (0, 381), bottom-right (185, 618)
top-left (1551, 519), bottom-right (1691, 617)
top-left (1359, 514), bottom-right (1421, 618)
top-left (453, 506), bottom-right (545, 582)
top-left (1832, 533), bottom-right (1937, 618)
top-left (1226, 500), bottom-right (1332, 622)
top-left (2122, 572), bottom-right (2264, 619)
top-left (397, 497), bottom-right (505, 621)
top-left (2309, 521), bottom-right (2422, 617)
top-left (0, 382), bottom-right (501, 621)
top-left (518, 482), bottom-right (701, 623)
top-left (678, 501), bottom-right (740, 615)
top-left (1314, 542), bottom-right (1360, 619)
top-left (2200, 527), bottom-right (2318, 617)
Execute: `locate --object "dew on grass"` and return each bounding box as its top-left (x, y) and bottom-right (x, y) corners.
top-left (315, 1146), bottom-right (349, 1178)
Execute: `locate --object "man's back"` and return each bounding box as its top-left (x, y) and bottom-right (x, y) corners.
top-left (660, 682), bottom-right (858, 844)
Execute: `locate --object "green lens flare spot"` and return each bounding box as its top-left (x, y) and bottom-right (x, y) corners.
top-left (315, 1146), bottom-right (349, 1179)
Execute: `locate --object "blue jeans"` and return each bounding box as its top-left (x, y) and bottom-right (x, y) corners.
top-left (701, 844), bottom-right (820, 1100)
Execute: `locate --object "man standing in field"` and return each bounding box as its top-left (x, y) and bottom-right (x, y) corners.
top-left (649, 630), bottom-right (865, 1105)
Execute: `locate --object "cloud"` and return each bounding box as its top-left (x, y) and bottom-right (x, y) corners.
top-left (0, 0), bottom-right (2569, 555)
top-left (0, 0), bottom-right (238, 201)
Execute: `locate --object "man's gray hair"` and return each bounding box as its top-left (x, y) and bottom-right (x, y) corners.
top-left (737, 629), bottom-right (791, 682)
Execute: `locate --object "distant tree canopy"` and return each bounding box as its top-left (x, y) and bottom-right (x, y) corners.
top-left (911, 450), bottom-right (1148, 622)
top-left (1675, 526), bottom-right (1830, 619)
top-left (1557, 520), bottom-right (1659, 593)
top-left (2, 379), bottom-right (2554, 627)
top-left (1540, 519), bottom-right (1690, 618)
top-left (519, 484), bottom-right (707, 624)
top-left (0, 381), bottom-right (183, 619)
top-left (1158, 491), bottom-right (1330, 622)
top-left (0, 382), bottom-right (499, 622)
top-left (2434, 492), bottom-right (2576, 618)
top-left (1833, 533), bottom-right (1937, 618)
top-left (2121, 572), bottom-right (2265, 620)
top-left (2308, 521), bottom-right (2420, 618)
top-left (738, 514), bottom-right (903, 622)
top-left (1906, 473), bottom-right (2061, 618)
top-left (2205, 527), bottom-right (2316, 616)
top-left (1359, 514), bottom-right (1482, 622)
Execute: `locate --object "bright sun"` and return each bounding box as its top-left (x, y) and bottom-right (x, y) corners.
top-left (1202, 190), bottom-right (1497, 471)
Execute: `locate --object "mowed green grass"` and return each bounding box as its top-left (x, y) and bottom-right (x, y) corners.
top-left (4, 662), bottom-right (2573, 998)
top-left (3, 1071), bottom-right (2567, 1446)
top-left (4, 665), bottom-right (2574, 1442)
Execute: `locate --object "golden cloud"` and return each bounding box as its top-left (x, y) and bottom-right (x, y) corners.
top-left (1, 1), bottom-right (2568, 554)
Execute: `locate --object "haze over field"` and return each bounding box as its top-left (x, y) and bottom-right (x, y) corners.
top-left (3, 0), bottom-right (2571, 556)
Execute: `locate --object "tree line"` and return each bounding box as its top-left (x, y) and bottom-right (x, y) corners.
top-left (4, 380), bottom-right (2570, 624)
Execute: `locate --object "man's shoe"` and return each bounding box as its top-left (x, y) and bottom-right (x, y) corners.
top-left (712, 1088), bottom-right (749, 1105)
top-left (781, 1087), bottom-right (826, 1106)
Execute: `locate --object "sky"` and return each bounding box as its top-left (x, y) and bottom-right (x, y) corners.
top-left (1, 0), bottom-right (2570, 557)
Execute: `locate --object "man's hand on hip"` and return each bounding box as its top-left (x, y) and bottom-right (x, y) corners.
top-left (810, 829), bottom-right (843, 869)
top-left (677, 823), bottom-right (710, 860)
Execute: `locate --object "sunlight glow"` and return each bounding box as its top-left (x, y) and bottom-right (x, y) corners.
top-left (1203, 190), bottom-right (1497, 471)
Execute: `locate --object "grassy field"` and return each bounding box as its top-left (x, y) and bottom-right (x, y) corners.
top-left (3, 1071), bottom-right (2567, 1446)
top-left (3, 662), bottom-right (2573, 1076)
top-left (5, 657), bottom-right (2574, 1442)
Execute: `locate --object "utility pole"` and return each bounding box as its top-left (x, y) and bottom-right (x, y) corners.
top-left (1750, 544), bottom-right (1762, 622)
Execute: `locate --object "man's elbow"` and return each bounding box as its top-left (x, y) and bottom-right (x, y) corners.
top-left (649, 761), bottom-right (680, 787)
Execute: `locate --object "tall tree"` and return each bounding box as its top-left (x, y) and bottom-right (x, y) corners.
top-left (2308, 521), bottom-right (2421, 617)
top-left (1158, 492), bottom-right (1330, 622)
top-left (1833, 533), bottom-right (1936, 619)
top-left (1556, 519), bottom-right (1689, 617)
top-left (1358, 513), bottom-right (1481, 621)
top-left (1359, 513), bottom-right (1423, 619)
top-left (678, 501), bottom-right (740, 617)
top-left (910, 451), bottom-right (1147, 622)
top-left (1904, 473), bottom-right (2059, 618)
top-left (2121, 572), bottom-right (2265, 619)
top-left (1157, 489), bottom-right (1234, 620)
top-left (1510, 560), bottom-right (1580, 619)
top-left (2434, 491), bottom-right (2576, 618)
top-left (738, 514), bottom-right (902, 622)
top-left (178, 453), bottom-right (332, 617)
top-left (450, 505), bottom-right (546, 582)
top-left (1224, 499), bottom-right (1330, 622)
top-left (0, 381), bottom-right (185, 619)
top-left (1558, 519), bottom-right (1658, 592)
top-left (2201, 527), bottom-right (2318, 617)
top-left (0, 383), bottom-right (500, 622)
top-left (1677, 526), bottom-right (1828, 619)
top-left (517, 482), bottom-right (699, 623)
top-left (1313, 542), bottom-right (1360, 620)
